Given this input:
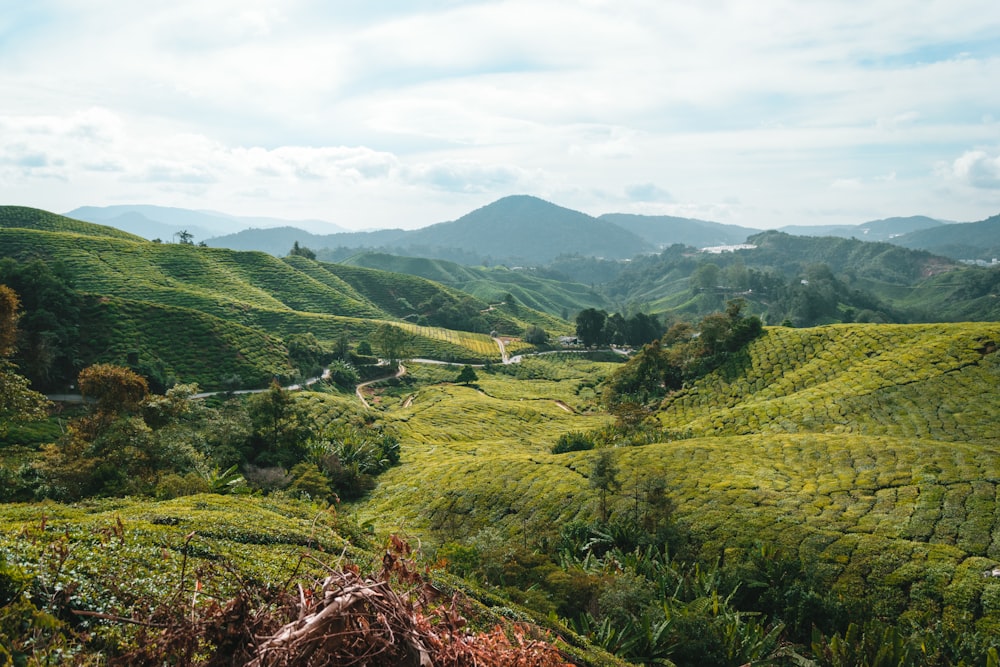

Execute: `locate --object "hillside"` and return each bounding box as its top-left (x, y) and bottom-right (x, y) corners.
top-left (599, 212), bottom-right (756, 248)
top-left (0, 207), bottom-right (562, 390)
top-left (207, 195), bottom-right (653, 265)
top-left (0, 205), bottom-right (146, 242)
top-left (356, 323), bottom-right (1000, 642)
top-left (206, 226), bottom-right (411, 256)
top-left (341, 251), bottom-right (610, 317)
top-left (891, 213), bottom-right (1000, 261)
top-left (401, 195), bottom-right (652, 264)
top-left (601, 231), bottom-right (963, 324)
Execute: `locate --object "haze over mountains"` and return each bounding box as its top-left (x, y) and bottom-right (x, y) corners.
top-left (66, 204), bottom-right (349, 243)
top-left (67, 195), bottom-right (1000, 265)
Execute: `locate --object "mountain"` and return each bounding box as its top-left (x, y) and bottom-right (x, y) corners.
top-left (400, 195), bottom-right (652, 264)
top-left (779, 215), bottom-right (946, 242)
top-left (66, 204), bottom-right (348, 242)
top-left (209, 195), bottom-right (653, 265)
top-left (599, 212), bottom-right (757, 248)
top-left (889, 213), bottom-right (1000, 261)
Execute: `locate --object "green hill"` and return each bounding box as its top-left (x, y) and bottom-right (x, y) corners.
top-left (341, 251), bottom-right (610, 317)
top-left (357, 323), bottom-right (1000, 638)
top-left (0, 205), bottom-right (146, 241)
top-left (602, 232), bottom-right (963, 324)
top-left (208, 196), bottom-right (653, 265)
top-left (0, 207), bottom-right (565, 389)
top-left (892, 213), bottom-right (1000, 261)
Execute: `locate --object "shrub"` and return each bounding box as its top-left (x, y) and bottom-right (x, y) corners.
top-left (551, 431), bottom-right (594, 454)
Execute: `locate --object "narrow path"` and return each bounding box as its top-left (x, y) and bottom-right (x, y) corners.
top-left (493, 337), bottom-right (511, 364)
top-left (355, 363), bottom-right (406, 409)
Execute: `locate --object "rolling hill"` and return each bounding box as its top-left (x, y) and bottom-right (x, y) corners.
top-left (0, 206), bottom-right (565, 390)
top-left (400, 195), bottom-right (652, 264)
top-left (357, 322), bottom-right (1000, 640)
top-left (890, 213), bottom-right (1000, 261)
top-left (340, 251), bottom-right (611, 317)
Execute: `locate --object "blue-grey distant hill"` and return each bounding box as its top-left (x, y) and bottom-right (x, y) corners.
top-left (598, 212), bottom-right (757, 248)
top-left (207, 195), bottom-right (654, 264)
top-left (778, 216), bottom-right (946, 242)
top-left (66, 204), bottom-right (347, 243)
top-left (889, 213), bottom-right (1000, 261)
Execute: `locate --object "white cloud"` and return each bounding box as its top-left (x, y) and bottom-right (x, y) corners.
top-left (951, 150), bottom-right (1000, 189)
top-left (3, 1), bottom-right (1000, 228)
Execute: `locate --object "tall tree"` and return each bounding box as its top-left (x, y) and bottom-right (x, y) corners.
top-left (374, 323), bottom-right (410, 366)
top-left (246, 381), bottom-right (309, 467)
top-left (575, 308), bottom-right (607, 348)
top-left (0, 285), bottom-right (50, 438)
top-left (590, 449), bottom-right (621, 523)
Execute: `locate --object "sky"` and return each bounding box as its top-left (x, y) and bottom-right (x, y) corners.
top-left (2, 0), bottom-right (999, 231)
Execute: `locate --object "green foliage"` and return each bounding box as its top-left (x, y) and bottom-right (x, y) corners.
top-left (327, 359), bottom-right (360, 387)
top-left (288, 240), bottom-right (316, 260)
top-left (524, 324), bottom-right (549, 344)
top-left (602, 299), bottom-right (763, 407)
top-left (551, 431), bottom-right (594, 454)
top-left (0, 217), bottom-right (550, 391)
top-left (245, 381), bottom-right (311, 467)
top-left (576, 308), bottom-right (608, 348)
top-left (456, 364), bottom-right (479, 385)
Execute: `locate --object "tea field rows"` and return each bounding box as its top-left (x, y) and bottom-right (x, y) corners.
top-left (356, 322), bottom-right (1000, 632)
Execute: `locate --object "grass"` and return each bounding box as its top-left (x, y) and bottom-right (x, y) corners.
top-left (353, 322), bottom-right (1000, 634)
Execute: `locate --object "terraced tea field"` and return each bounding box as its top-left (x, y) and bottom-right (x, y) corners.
top-left (356, 323), bottom-right (1000, 632)
top-left (0, 210), bottom-right (564, 388)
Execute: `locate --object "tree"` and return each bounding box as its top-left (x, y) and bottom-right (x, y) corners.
top-left (691, 262), bottom-right (721, 292)
top-left (78, 363), bottom-right (149, 416)
top-left (456, 365), bottom-right (478, 385)
top-left (289, 241), bottom-right (316, 260)
top-left (0, 258), bottom-right (82, 389)
top-left (590, 449), bottom-right (621, 523)
top-left (503, 292), bottom-right (519, 313)
top-left (174, 229), bottom-right (194, 245)
top-left (374, 323), bottom-right (410, 365)
top-left (335, 334), bottom-right (350, 361)
top-left (575, 308), bottom-right (607, 348)
top-left (524, 325), bottom-right (548, 345)
top-left (0, 285), bottom-right (51, 438)
top-left (246, 380), bottom-right (309, 467)
top-left (0, 284), bottom-right (19, 357)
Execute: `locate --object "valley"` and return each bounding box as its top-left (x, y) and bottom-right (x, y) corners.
top-left (2, 204), bottom-right (1000, 665)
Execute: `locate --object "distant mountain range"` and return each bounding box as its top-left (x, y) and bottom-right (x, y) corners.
top-left (65, 204), bottom-right (348, 243)
top-left (778, 215), bottom-right (947, 242)
top-left (67, 198), bottom-right (1000, 265)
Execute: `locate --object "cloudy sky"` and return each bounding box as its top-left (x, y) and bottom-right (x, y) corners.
top-left (2, 1), bottom-right (999, 230)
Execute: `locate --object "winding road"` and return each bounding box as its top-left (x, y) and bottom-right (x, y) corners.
top-left (49, 337), bottom-right (625, 410)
